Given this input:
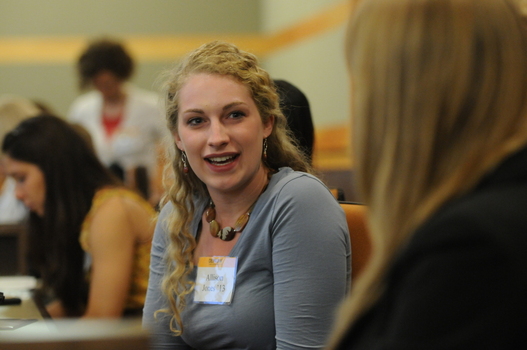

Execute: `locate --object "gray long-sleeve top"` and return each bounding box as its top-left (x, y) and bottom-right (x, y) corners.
top-left (143, 167), bottom-right (351, 349)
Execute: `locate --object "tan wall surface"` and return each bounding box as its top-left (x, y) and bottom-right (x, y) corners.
top-left (0, 0), bottom-right (355, 171)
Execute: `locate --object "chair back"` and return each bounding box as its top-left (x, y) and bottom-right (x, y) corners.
top-left (330, 188), bottom-right (346, 201)
top-left (339, 201), bottom-right (371, 281)
top-left (0, 224), bottom-right (28, 275)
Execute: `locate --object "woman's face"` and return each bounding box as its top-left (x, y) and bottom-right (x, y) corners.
top-left (2, 155), bottom-right (46, 216)
top-left (92, 70), bottom-right (123, 101)
top-left (174, 73), bottom-right (273, 196)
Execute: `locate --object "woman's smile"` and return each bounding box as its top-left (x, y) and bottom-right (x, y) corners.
top-left (206, 154), bottom-right (239, 166)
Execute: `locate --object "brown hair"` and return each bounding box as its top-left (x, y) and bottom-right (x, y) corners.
top-left (77, 38), bottom-right (134, 89)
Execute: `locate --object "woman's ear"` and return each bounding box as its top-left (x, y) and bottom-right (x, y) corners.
top-left (173, 130), bottom-right (184, 151)
top-left (263, 115), bottom-right (275, 138)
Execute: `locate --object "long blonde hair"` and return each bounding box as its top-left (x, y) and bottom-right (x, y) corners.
top-left (328, 0), bottom-right (527, 346)
top-left (159, 40), bottom-right (312, 335)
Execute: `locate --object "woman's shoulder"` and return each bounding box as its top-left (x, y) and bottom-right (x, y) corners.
top-left (94, 186), bottom-right (145, 203)
top-left (269, 167), bottom-right (332, 197)
top-left (86, 187), bottom-right (155, 241)
top-left (260, 168), bottom-right (342, 221)
top-left (68, 91), bottom-right (103, 123)
top-left (69, 91), bottom-right (101, 111)
top-left (91, 187), bottom-right (155, 218)
top-left (272, 166), bottom-right (325, 184)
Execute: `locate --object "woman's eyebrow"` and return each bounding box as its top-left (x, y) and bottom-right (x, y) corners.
top-left (181, 101), bottom-right (246, 114)
top-left (222, 101), bottom-right (245, 111)
top-left (181, 108), bottom-right (205, 114)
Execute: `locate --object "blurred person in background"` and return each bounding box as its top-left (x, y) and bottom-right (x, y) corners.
top-left (274, 79), bottom-right (315, 166)
top-left (68, 37), bottom-right (167, 206)
top-left (2, 115), bottom-right (155, 318)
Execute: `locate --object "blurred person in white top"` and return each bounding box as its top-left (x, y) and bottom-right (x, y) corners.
top-left (68, 38), bottom-right (168, 206)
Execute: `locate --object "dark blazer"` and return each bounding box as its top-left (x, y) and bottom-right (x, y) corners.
top-left (337, 147), bottom-right (527, 349)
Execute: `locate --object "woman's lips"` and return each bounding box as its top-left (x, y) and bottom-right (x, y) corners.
top-left (206, 154), bottom-right (238, 166)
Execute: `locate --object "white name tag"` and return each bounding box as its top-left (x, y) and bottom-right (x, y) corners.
top-left (194, 256), bottom-right (238, 305)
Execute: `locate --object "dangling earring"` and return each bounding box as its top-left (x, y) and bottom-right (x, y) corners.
top-left (263, 138), bottom-right (268, 159)
top-left (181, 151), bottom-right (189, 174)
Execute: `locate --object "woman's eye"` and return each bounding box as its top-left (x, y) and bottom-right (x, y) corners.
top-left (229, 111), bottom-right (245, 119)
top-left (187, 117), bottom-right (204, 126)
top-left (14, 176), bottom-right (25, 184)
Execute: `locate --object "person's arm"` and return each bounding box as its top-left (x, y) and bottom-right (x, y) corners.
top-left (271, 176), bottom-right (351, 350)
top-left (82, 196), bottom-right (140, 318)
top-left (143, 203), bottom-right (192, 349)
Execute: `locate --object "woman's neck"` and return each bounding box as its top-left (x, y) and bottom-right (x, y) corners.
top-left (103, 89), bottom-right (126, 106)
top-left (208, 167), bottom-right (270, 221)
top-left (102, 94), bottom-right (126, 119)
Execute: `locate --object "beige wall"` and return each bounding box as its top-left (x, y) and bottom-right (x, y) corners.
top-left (0, 0), bottom-right (353, 170)
top-left (0, 0), bottom-right (260, 115)
top-left (262, 0), bottom-right (350, 127)
top-left (261, 0), bottom-right (352, 169)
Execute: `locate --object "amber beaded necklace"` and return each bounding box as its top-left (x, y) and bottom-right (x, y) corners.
top-left (205, 183), bottom-right (268, 241)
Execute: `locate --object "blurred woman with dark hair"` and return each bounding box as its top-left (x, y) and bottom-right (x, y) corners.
top-left (2, 114), bottom-right (155, 318)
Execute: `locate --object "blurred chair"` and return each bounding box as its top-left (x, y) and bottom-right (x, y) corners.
top-left (133, 165), bottom-right (150, 200)
top-left (339, 201), bottom-right (371, 281)
top-left (330, 188), bottom-right (346, 201)
top-left (0, 224), bottom-right (28, 275)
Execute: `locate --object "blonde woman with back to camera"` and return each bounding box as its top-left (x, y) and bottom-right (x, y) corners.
top-left (327, 0), bottom-right (527, 348)
top-left (142, 41), bottom-right (351, 349)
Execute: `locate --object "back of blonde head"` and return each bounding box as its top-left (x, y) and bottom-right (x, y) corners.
top-left (328, 0), bottom-right (527, 346)
top-left (0, 95), bottom-right (40, 141)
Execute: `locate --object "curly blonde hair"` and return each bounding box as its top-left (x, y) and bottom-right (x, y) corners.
top-left (158, 40), bottom-right (313, 335)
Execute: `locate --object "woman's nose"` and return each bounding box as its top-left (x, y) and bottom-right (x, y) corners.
top-left (14, 184), bottom-right (24, 201)
top-left (208, 121), bottom-right (229, 147)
